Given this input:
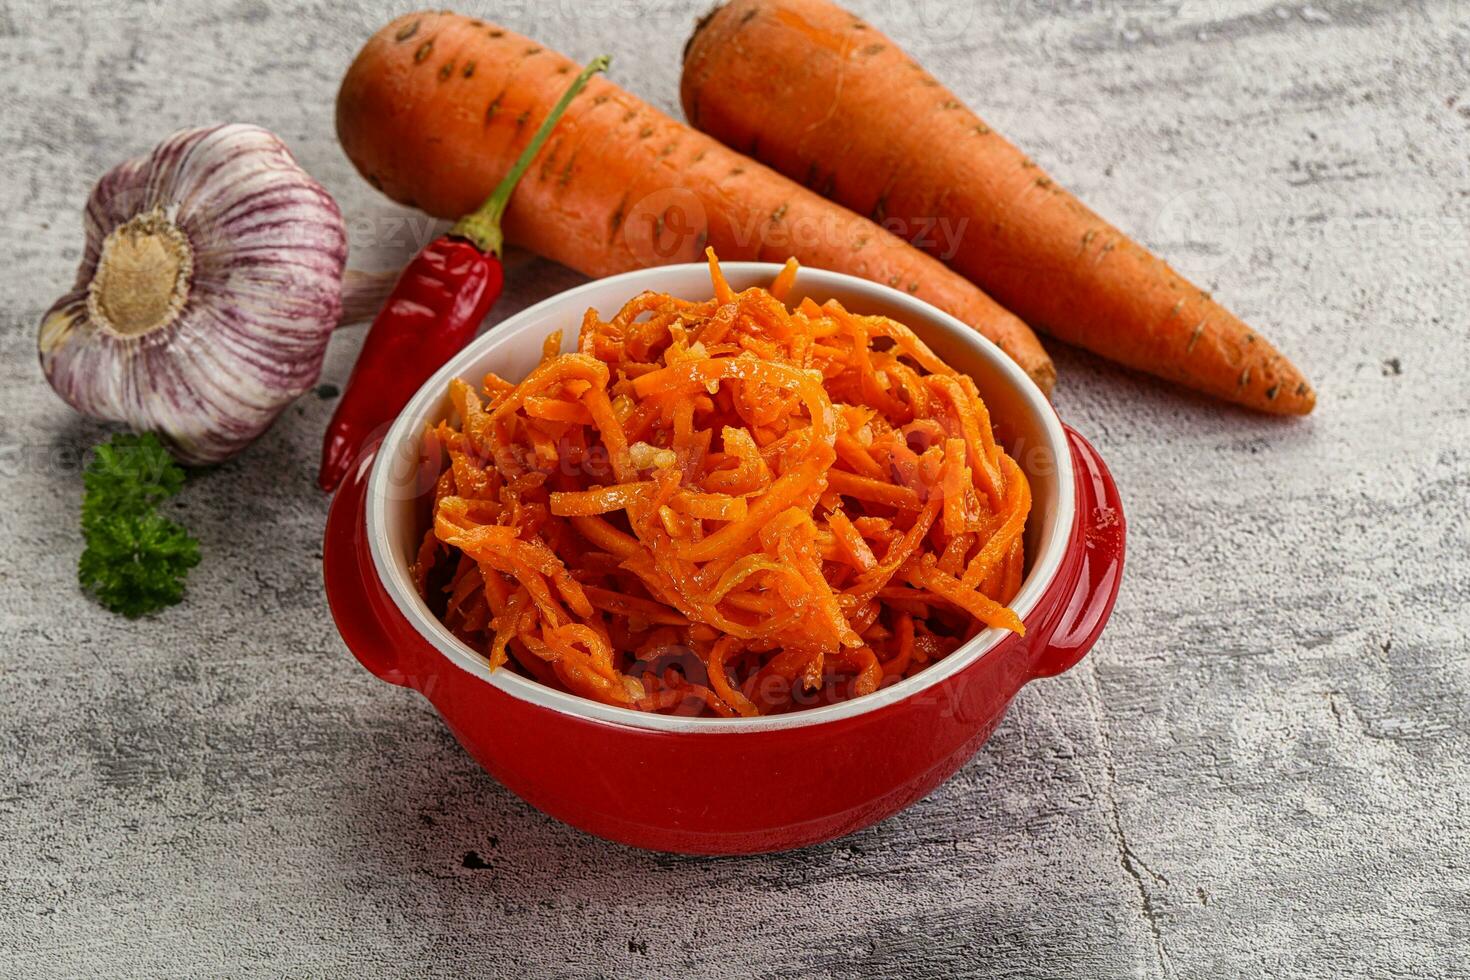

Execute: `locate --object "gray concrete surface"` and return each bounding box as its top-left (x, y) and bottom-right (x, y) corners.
top-left (2, 0), bottom-right (1468, 977)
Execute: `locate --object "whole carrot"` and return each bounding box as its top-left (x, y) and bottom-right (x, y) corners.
top-left (681, 0), bottom-right (1315, 414)
top-left (336, 10), bottom-right (1057, 394)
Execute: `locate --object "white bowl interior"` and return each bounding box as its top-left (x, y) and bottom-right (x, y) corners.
top-left (366, 263), bottom-right (1073, 732)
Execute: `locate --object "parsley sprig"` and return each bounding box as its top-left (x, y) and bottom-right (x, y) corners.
top-left (78, 433), bottom-right (201, 618)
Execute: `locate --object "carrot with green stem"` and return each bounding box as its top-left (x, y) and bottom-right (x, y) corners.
top-left (680, 0), bottom-right (1315, 414)
top-left (335, 10), bottom-right (1057, 393)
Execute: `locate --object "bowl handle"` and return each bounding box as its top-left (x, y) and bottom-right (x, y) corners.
top-left (1028, 425), bottom-right (1126, 680)
top-left (323, 441), bottom-right (414, 688)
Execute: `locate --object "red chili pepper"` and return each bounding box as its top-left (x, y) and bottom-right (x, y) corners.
top-left (318, 55), bottom-right (610, 493)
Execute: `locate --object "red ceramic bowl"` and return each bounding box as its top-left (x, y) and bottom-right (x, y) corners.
top-left (324, 263), bottom-right (1124, 855)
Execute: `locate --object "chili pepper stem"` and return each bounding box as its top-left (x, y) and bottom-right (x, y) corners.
top-left (451, 55), bottom-right (611, 257)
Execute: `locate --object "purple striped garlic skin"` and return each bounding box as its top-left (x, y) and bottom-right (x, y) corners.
top-left (39, 124), bottom-right (348, 465)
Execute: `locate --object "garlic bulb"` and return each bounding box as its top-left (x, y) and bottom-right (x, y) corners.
top-left (40, 124), bottom-right (353, 465)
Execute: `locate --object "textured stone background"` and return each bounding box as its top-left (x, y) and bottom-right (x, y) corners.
top-left (2, 0), bottom-right (1467, 977)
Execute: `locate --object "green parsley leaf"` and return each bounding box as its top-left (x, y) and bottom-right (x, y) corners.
top-left (82, 432), bottom-right (186, 527)
top-left (78, 433), bottom-right (201, 618)
top-left (79, 509), bottom-right (202, 618)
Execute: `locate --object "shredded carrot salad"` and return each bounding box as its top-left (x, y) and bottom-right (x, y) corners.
top-left (413, 251), bottom-right (1031, 717)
